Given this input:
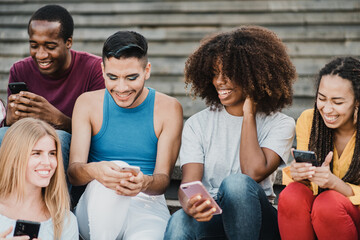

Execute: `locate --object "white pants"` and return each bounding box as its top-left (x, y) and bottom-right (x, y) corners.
top-left (75, 161), bottom-right (170, 240)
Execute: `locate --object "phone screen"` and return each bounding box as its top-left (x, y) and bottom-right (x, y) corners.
top-left (14, 219), bottom-right (40, 240)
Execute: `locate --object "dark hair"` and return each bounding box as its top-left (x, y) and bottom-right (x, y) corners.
top-left (102, 31), bottom-right (148, 67)
top-left (28, 5), bottom-right (74, 42)
top-left (309, 56), bottom-right (360, 185)
top-left (184, 25), bottom-right (296, 114)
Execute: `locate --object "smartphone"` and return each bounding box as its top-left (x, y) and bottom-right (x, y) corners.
top-left (180, 181), bottom-right (222, 215)
top-left (293, 149), bottom-right (318, 166)
top-left (13, 219), bottom-right (40, 240)
top-left (120, 166), bottom-right (140, 176)
top-left (8, 82), bottom-right (28, 94)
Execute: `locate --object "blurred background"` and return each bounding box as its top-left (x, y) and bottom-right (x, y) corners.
top-left (1, 0), bottom-right (360, 122)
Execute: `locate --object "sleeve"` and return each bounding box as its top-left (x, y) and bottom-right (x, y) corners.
top-left (295, 109), bottom-right (314, 151)
top-left (179, 117), bottom-right (205, 167)
top-left (87, 58), bottom-right (105, 91)
top-left (61, 212), bottom-right (79, 240)
top-left (260, 115), bottom-right (295, 165)
top-left (348, 184), bottom-right (360, 205)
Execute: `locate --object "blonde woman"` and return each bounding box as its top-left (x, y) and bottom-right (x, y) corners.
top-left (0, 118), bottom-right (78, 239)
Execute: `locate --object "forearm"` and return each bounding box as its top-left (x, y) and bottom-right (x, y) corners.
top-left (141, 173), bottom-right (170, 195)
top-left (51, 111), bottom-right (71, 132)
top-left (68, 162), bottom-right (97, 186)
top-left (240, 113), bottom-right (268, 181)
top-left (330, 177), bottom-right (354, 197)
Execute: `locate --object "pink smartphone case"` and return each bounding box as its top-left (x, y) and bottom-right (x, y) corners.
top-left (180, 181), bottom-right (222, 215)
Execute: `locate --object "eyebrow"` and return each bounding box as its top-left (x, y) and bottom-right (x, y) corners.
top-left (29, 40), bottom-right (58, 45)
top-left (318, 92), bottom-right (345, 100)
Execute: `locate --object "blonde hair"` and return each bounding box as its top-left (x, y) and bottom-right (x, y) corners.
top-left (0, 118), bottom-right (70, 239)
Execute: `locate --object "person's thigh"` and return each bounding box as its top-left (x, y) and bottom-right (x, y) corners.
top-left (124, 193), bottom-right (171, 240)
top-left (164, 209), bottom-right (226, 240)
top-left (76, 161), bottom-right (132, 240)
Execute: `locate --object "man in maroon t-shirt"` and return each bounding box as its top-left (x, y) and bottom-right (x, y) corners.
top-left (0, 5), bottom-right (104, 187)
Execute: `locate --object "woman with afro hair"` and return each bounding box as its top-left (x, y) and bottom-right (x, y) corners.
top-left (164, 25), bottom-right (297, 240)
top-left (278, 57), bottom-right (360, 240)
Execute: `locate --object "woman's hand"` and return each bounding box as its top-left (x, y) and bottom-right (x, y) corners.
top-left (290, 159), bottom-right (316, 182)
top-left (309, 151), bottom-right (337, 189)
top-left (0, 226), bottom-right (30, 239)
top-left (183, 195), bottom-right (216, 222)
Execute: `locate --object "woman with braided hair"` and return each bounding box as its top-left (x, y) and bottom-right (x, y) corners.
top-left (278, 57), bottom-right (360, 240)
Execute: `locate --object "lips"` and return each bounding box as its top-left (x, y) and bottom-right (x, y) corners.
top-left (217, 89), bottom-right (232, 100)
top-left (37, 61), bottom-right (53, 70)
top-left (114, 91), bottom-right (133, 101)
top-left (323, 114), bottom-right (339, 124)
top-left (35, 169), bottom-right (51, 177)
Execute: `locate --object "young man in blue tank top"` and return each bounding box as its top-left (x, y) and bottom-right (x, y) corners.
top-left (67, 31), bottom-right (183, 239)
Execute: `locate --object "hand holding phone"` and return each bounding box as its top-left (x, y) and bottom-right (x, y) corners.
top-left (13, 219), bottom-right (40, 240)
top-left (8, 82), bottom-right (28, 94)
top-left (293, 149), bottom-right (318, 166)
top-left (180, 181), bottom-right (222, 215)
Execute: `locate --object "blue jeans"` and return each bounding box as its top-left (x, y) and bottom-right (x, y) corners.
top-left (164, 174), bottom-right (280, 240)
top-left (0, 127), bottom-right (72, 191)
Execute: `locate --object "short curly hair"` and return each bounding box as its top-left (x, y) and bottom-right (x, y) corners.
top-left (185, 25), bottom-right (297, 114)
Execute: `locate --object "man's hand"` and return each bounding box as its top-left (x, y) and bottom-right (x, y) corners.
top-left (6, 91), bottom-right (71, 131)
top-left (92, 161), bottom-right (134, 192)
top-left (242, 97), bottom-right (257, 116)
top-left (115, 171), bottom-right (145, 196)
top-left (183, 194), bottom-right (217, 222)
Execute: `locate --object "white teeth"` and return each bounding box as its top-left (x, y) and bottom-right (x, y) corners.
top-left (324, 115), bottom-right (338, 121)
top-left (37, 170), bottom-right (50, 175)
top-left (218, 90), bottom-right (232, 95)
top-left (116, 92), bottom-right (131, 98)
top-left (39, 62), bottom-right (50, 67)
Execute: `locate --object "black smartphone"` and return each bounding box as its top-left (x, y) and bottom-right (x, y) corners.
top-left (8, 82), bottom-right (28, 94)
top-left (13, 219), bottom-right (40, 240)
top-left (293, 149), bottom-right (318, 166)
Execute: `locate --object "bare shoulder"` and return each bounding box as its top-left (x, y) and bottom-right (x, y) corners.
top-left (76, 89), bottom-right (105, 108)
top-left (154, 91), bottom-right (183, 115)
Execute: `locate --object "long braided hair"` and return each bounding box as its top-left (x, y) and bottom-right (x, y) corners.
top-left (309, 57), bottom-right (360, 185)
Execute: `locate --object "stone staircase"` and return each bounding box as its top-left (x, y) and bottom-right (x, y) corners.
top-left (1, 0), bottom-right (360, 213)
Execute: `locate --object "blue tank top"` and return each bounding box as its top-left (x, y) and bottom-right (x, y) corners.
top-left (88, 88), bottom-right (158, 175)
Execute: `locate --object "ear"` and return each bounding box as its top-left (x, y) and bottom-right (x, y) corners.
top-left (101, 62), bottom-right (106, 79)
top-left (66, 37), bottom-right (73, 49)
top-left (144, 62), bottom-right (151, 81)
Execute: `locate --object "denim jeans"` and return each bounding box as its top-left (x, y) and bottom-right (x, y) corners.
top-left (164, 174), bottom-right (280, 240)
top-left (0, 126), bottom-right (72, 191)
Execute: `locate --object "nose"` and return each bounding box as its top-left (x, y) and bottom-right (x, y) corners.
top-left (116, 79), bottom-right (129, 92)
top-left (322, 102), bottom-right (333, 113)
top-left (36, 46), bottom-right (48, 60)
top-left (213, 73), bottom-right (227, 86)
top-left (40, 154), bottom-right (51, 165)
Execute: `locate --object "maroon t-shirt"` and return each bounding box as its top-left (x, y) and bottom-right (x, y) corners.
top-left (8, 50), bottom-right (105, 117)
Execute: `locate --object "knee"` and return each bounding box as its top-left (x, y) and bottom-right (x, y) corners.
top-left (56, 130), bottom-right (71, 145)
top-left (164, 210), bottom-right (191, 240)
top-left (220, 173), bottom-right (258, 196)
top-left (278, 182), bottom-right (314, 213)
top-left (312, 190), bottom-right (349, 221)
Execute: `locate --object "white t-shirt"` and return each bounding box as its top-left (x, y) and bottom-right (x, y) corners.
top-left (0, 212), bottom-right (78, 240)
top-left (180, 107), bottom-right (295, 203)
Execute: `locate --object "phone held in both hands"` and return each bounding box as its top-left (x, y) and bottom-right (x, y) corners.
top-left (8, 82), bottom-right (28, 94)
top-left (293, 149), bottom-right (318, 166)
top-left (13, 219), bottom-right (40, 240)
top-left (180, 181), bottom-right (222, 215)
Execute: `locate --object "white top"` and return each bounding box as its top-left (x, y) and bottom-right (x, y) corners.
top-left (0, 212), bottom-right (78, 240)
top-left (180, 107), bottom-right (295, 203)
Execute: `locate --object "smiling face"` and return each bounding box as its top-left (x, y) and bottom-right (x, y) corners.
top-left (317, 74), bottom-right (357, 132)
top-left (28, 20), bottom-right (72, 78)
top-left (26, 135), bottom-right (57, 189)
top-left (102, 57), bottom-right (151, 108)
top-left (212, 63), bottom-right (245, 116)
